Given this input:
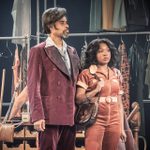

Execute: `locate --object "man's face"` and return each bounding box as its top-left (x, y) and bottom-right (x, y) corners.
top-left (51, 16), bottom-right (69, 38)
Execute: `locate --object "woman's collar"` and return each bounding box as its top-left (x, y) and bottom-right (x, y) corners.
top-left (89, 65), bottom-right (97, 74)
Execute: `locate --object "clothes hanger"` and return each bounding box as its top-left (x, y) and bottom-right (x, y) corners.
top-left (0, 51), bottom-right (4, 57)
top-left (145, 34), bottom-right (150, 53)
top-left (15, 43), bottom-right (18, 50)
top-left (120, 34), bottom-right (124, 43)
top-left (134, 33), bottom-right (138, 43)
top-left (81, 36), bottom-right (88, 68)
top-left (0, 40), bottom-right (13, 58)
top-left (97, 36), bottom-right (100, 39)
top-left (83, 35), bottom-right (88, 48)
top-left (81, 35), bottom-right (88, 50)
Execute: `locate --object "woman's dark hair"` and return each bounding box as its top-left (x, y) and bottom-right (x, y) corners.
top-left (42, 7), bottom-right (67, 34)
top-left (83, 38), bottom-right (120, 69)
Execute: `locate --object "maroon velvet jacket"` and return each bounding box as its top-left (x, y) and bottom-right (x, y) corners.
top-left (27, 42), bottom-right (80, 126)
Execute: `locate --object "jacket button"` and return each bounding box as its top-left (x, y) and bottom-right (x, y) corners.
top-left (57, 96), bottom-right (61, 99)
top-left (57, 81), bottom-right (61, 85)
top-left (53, 67), bottom-right (57, 70)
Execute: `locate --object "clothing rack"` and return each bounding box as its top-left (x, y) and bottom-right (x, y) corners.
top-left (143, 100), bottom-right (150, 104)
top-left (30, 31), bottom-right (150, 40)
top-left (1, 32), bottom-right (150, 106)
top-left (0, 36), bottom-right (28, 40)
top-left (69, 31), bottom-right (150, 37)
top-left (0, 35), bottom-right (30, 61)
top-left (0, 36), bottom-right (30, 107)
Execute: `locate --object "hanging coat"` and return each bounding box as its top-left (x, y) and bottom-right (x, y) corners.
top-left (118, 40), bottom-right (130, 116)
top-left (89, 0), bottom-right (102, 32)
top-left (128, 41), bottom-right (146, 136)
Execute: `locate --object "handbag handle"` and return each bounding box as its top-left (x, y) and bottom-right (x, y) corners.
top-left (0, 69), bottom-right (6, 122)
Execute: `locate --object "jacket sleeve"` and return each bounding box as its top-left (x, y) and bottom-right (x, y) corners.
top-left (27, 47), bottom-right (45, 123)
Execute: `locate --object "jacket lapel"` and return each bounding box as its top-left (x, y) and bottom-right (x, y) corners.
top-left (44, 46), bottom-right (70, 77)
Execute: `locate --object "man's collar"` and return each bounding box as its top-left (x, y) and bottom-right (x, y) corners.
top-left (45, 36), bottom-right (67, 51)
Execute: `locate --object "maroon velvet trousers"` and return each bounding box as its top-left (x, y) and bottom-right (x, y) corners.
top-left (38, 125), bottom-right (76, 150)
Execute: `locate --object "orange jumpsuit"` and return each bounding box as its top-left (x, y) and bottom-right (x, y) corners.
top-left (77, 65), bottom-right (123, 150)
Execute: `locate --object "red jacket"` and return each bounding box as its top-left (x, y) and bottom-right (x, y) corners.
top-left (27, 42), bottom-right (80, 126)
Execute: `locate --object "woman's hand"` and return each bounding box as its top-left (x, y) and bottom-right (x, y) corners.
top-left (120, 129), bottom-right (127, 142)
top-left (95, 80), bottom-right (104, 92)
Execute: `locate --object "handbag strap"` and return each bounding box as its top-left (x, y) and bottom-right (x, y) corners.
top-left (92, 73), bottom-right (101, 103)
top-left (93, 73), bottom-right (101, 81)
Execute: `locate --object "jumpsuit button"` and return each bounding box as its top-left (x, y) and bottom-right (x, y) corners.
top-left (57, 81), bottom-right (61, 85)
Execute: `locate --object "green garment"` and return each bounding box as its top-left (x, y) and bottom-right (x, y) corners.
top-left (112, 0), bottom-right (127, 30)
top-left (89, 0), bottom-right (102, 32)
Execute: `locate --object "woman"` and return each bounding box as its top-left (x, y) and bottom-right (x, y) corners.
top-left (76, 38), bottom-right (126, 150)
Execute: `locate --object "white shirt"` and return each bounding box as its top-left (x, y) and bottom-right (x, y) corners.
top-left (45, 37), bottom-right (71, 76)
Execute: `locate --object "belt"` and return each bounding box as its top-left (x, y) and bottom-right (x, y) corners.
top-left (98, 96), bottom-right (118, 103)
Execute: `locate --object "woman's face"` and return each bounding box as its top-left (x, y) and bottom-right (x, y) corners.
top-left (96, 42), bottom-right (111, 65)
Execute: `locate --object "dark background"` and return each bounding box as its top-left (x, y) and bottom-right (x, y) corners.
top-left (0, 0), bottom-right (150, 149)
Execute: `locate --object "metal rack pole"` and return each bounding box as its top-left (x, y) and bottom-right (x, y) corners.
top-left (30, 31), bottom-right (150, 39)
top-left (0, 69), bottom-right (6, 121)
top-left (0, 36), bottom-right (28, 40)
top-left (69, 31), bottom-right (150, 37)
top-left (44, 0), bottom-right (47, 10)
top-left (54, 0), bottom-right (57, 7)
top-left (27, 35), bottom-right (30, 64)
top-left (36, 0), bottom-right (40, 44)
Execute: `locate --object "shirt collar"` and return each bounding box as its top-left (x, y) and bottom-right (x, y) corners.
top-left (45, 36), bottom-right (67, 51)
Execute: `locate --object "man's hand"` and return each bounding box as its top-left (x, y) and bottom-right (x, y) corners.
top-left (34, 119), bottom-right (45, 131)
top-left (120, 129), bottom-right (127, 142)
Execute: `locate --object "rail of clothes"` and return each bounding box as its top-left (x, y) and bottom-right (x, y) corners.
top-left (89, 0), bottom-right (149, 32)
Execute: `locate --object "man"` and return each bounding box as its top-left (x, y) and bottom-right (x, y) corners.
top-left (27, 7), bottom-right (80, 150)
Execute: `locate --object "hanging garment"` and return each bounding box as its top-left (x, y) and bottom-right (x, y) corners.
top-left (128, 41), bottom-right (146, 136)
top-left (145, 41), bottom-right (150, 98)
top-left (20, 46), bottom-right (27, 90)
top-left (80, 39), bottom-right (88, 69)
top-left (124, 0), bottom-right (149, 27)
top-left (102, 0), bottom-right (115, 30)
top-left (11, 0), bottom-right (31, 45)
top-left (118, 40), bottom-right (130, 116)
top-left (89, 0), bottom-right (102, 32)
top-left (112, 0), bottom-right (127, 31)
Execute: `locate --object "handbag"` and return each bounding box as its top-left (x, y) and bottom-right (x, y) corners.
top-left (75, 73), bottom-right (100, 128)
top-left (0, 104), bottom-right (15, 143)
top-left (75, 100), bottom-right (99, 128)
top-left (0, 123), bottom-right (14, 142)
